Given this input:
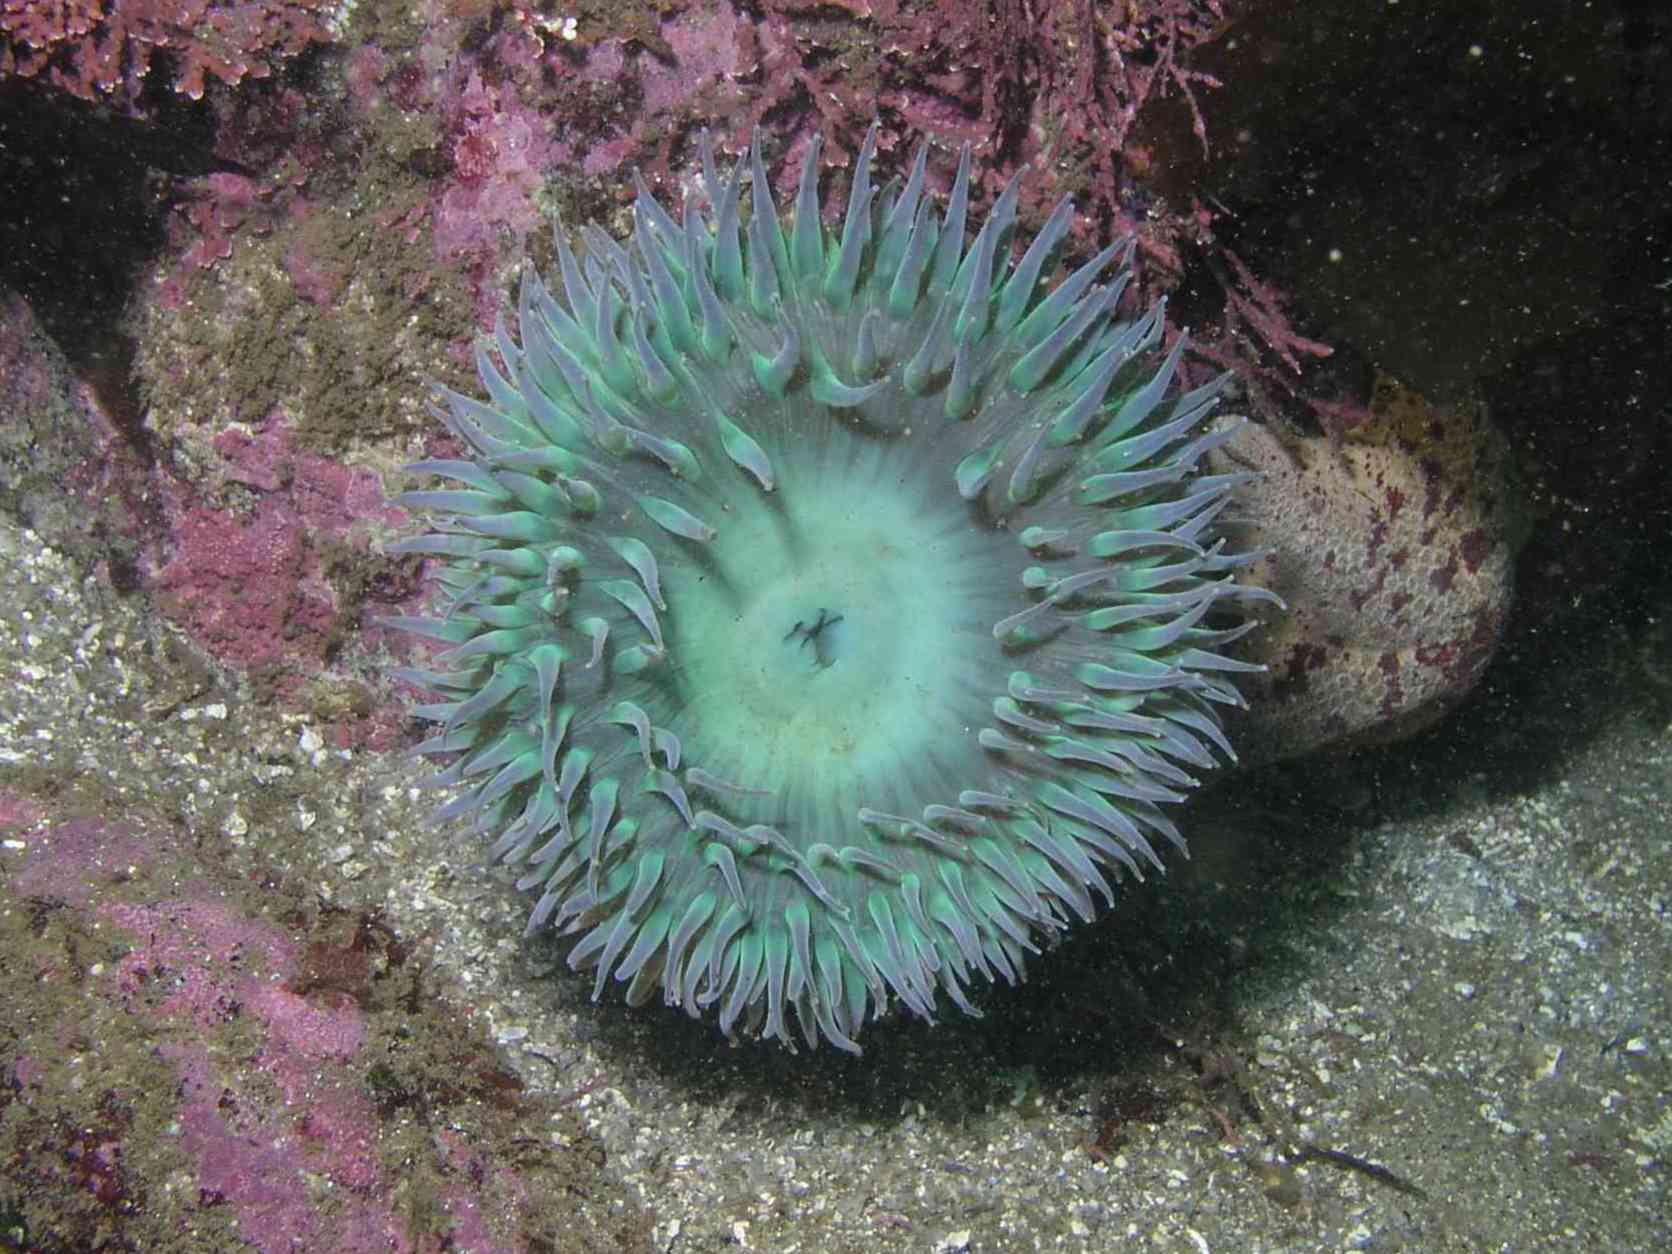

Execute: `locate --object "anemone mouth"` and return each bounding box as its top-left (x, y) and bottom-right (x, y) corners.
top-left (663, 421), bottom-right (1020, 814)
top-left (389, 129), bottom-right (1274, 1054)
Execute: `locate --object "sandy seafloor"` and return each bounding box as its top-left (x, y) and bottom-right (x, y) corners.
top-left (1, 509), bottom-right (1667, 1252)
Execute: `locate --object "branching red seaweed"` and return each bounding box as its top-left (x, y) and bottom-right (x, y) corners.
top-left (1, 0), bottom-right (330, 108)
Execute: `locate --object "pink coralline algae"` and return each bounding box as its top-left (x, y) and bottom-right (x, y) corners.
top-left (0, 806), bottom-right (650, 1250)
top-left (97, 891), bottom-right (416, 1250)
top-left (432, 71), bottom-right (553, 262)
top-left (7, 816), bottom-right (158, 906)
top-left (0, 793), bottom-right (45, 831)
top-left (146, 416), bottom-right (410, 736)
top-left (7, 268), bottom-right (422, 750)
top-left (1, 0), bottom-right (331, 106)
top-left (151, 477), bottom-right (335, 675)
top-left (177, 171), bottom-right (265, 270)
top-left (8, 816), bottom-right (401, 1250)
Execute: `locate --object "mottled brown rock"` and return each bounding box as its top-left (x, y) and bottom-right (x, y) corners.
top-left (1217, 378), bottom-right (1524, 762)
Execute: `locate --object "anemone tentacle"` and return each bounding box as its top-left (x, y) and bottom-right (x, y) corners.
top-left (391, 126), bottom-right (1275, 1053)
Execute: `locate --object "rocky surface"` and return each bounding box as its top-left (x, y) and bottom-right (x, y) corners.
top-left (1, 513), bottom-right (1667, 1251)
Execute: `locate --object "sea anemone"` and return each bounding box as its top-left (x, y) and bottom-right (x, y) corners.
top-left (389, 129), bottom-right (1272, 1053)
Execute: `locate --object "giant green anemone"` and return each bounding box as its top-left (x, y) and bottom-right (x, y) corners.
top-left (389, 129), bottom-right (1274, 1053)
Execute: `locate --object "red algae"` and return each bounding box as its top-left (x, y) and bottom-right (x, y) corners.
top-left (0, 801), bottom-right (654, 1251)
